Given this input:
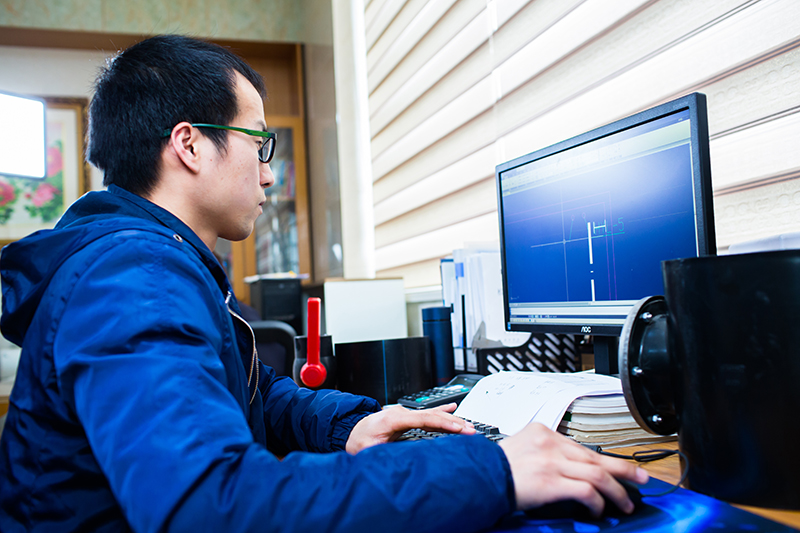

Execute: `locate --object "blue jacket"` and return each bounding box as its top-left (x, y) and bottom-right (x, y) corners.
top-left (0, 186), bottom-right (514, 532)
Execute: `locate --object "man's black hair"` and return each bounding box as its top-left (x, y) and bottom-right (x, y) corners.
top-left (87, 34), bottom-right (266, 196)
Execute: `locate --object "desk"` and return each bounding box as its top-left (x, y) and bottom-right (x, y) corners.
top-left (613, 442), bottom-right (800, 530)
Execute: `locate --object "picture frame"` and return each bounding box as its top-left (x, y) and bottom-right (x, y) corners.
top-left (0, 97), bottom-right (90, 246)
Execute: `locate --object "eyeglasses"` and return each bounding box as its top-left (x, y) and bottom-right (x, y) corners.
top-left (161, 123), bottom-right (277, 163)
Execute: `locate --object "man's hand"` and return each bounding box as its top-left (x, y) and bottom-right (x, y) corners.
top-left (345, 403), bottom-right (475, 454)
top-left (498, 423), bottom-right (648, 517)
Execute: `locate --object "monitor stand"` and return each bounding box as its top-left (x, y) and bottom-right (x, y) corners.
top-left (593, 336), bottom-right (619, 375)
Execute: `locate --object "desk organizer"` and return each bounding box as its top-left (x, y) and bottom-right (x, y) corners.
top-left (476, 333), bottom-right (579, 374)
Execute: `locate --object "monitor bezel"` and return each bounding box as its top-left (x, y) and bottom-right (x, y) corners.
top-left (495, 92), bottom-right (716, 338)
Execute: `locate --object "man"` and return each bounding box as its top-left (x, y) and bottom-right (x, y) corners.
top-left (0, 35), bottom-right (646, 532)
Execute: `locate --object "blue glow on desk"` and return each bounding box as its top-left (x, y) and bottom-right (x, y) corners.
top-left (490, 478), bottom-right (793, 532)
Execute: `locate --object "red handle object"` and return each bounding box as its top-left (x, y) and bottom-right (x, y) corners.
top-left (300, 297), bottom-right (327, 388)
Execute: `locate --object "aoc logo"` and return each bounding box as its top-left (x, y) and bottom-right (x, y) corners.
top-left (581, 326), bottom-right (592, 333)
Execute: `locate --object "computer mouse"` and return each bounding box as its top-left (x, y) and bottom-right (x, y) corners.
top-left (523, 478), bottom-right (643, 521)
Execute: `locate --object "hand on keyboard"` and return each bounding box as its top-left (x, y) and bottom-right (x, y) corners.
top-left (397, 418), bottom-right (505, 442)
top-left (345, 403), bottom-right (476, 454)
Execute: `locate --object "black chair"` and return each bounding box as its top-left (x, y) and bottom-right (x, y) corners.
top-left (248, 320), bottom-right (298, 378)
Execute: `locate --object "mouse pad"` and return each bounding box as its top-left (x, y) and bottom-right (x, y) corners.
top-left (490, 478), bottom-right (796, 532)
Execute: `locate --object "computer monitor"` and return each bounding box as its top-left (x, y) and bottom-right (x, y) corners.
top-left (495, 92), bottom-right (716, 374)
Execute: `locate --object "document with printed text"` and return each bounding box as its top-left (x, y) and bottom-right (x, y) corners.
top-left (454, 371), bottom-right (623, 436)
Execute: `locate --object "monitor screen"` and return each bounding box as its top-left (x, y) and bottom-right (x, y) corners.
top-left (496, 93), bottom-right (715, 373)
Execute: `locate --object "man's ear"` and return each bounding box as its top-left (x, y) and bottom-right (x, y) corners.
top-left (167, 122), bottom-right (202, 173)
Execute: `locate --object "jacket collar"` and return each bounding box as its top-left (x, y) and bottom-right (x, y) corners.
top-left (106, 185), bottom-right (237, 304)
top-left (107, 185), bottom-right (211, 258)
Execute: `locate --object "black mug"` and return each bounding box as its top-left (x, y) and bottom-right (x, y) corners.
top-left (620, 250), bottom-right (800, 509)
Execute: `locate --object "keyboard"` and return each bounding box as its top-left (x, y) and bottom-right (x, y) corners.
top-left (396, 421), bottom-right (605, 452)
top-left (397, 418), bottom-right (507, 443)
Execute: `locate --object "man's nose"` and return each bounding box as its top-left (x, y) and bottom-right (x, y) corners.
top-left (261, 163), bottom-right (275, 189)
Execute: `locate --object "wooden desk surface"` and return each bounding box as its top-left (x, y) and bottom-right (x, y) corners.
top-left (613, 442), bottom-right (800, 530)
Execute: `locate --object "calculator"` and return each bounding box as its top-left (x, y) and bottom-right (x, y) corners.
top-left (397, 374), bottom-right (484, 409)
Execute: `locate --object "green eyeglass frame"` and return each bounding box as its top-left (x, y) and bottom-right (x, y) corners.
top-left (161, 123), bottom-right (277, 163)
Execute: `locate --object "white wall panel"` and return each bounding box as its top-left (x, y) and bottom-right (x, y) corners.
top-left (372, 0), bottom-right (655, 180)
top-left (373, 144), bottom-right (495, 225)
top-left (366, 0), bottom-right (408, 50)
top-left (375, 178), bottom-right (497, 248)
top-left (370, 1), bottom-right (489, 133)
top-left (375, 212), bottom-right (499, 271)
top-left (378, 258), bottom-right (443, 288)
top-left (710, 112), bottom-right (800, 190)
top-left (369, 0), bottom-right (486, 119)
top-left (501, 0), bottom-right (800, 166)
top-left (372, 1), bottom-right (741, 208)
top-left (493, 0), bottom-right (652, 100)
top-left (372, 75), bottom-right (494, 179)
top-left (489, 0), bottom-right (746, 151)
top-left (371, 0), bottom-right (585, 157)
top-left (365, 0), bottom-right (386, 29)
top-left (367, 0), bottom-right (455, 79)
top-left (715, 176), bottom-right (800, 249)
top-left (373, 107), bottom-right (493, 203)
top-left (705, 44), bottom-right (800, 135)
top-left (358, 0), bottom-right (800, 286)
top-left (492, 0), bottom-right (537, 29)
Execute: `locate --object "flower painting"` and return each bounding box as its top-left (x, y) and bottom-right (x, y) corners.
top-left (0, 100), bottom-right (86, 243)
top-left (0, 180), bottom-right (17, 224)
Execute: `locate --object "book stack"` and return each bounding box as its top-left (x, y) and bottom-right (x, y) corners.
top-left (557, 394), bottom-right (676, 448)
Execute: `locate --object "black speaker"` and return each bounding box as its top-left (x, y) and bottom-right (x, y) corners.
top-left (335, 337), bottom-right (432, 405)
top-left (249, 279), bottom-right (302, 335)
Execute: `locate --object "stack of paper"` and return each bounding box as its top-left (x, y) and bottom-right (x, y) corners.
top-left (559, 395), bottom-right (676, 448)
top-left (454, 371), bottom-right (675, 448)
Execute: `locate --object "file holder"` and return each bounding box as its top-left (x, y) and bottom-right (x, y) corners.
top-left (476, 333), bottom-right (580, 374)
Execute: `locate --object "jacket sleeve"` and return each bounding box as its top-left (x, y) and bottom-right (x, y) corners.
top-left (52, 233), bottom-right (515, 533)
top-left (256, 363), bottom-right (381, 455)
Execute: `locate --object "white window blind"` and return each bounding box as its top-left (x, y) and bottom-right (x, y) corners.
top-left (364, 0), bottom-right (800, 287)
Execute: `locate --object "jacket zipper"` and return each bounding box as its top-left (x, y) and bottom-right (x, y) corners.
top-left (225, 291), bottom-right (259, 405)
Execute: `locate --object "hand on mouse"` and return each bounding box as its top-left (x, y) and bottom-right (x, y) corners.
top-left (498, 422), bottom-right (648, 518)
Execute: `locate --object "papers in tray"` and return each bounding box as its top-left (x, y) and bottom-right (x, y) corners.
top-left (454, 371), bottom-right (622, 436)
top-left (454, 371), bottom-right (676, 448)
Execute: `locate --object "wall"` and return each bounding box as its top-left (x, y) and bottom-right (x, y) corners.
top-left (0, 44), bottom-right (108, 188)
top-left (303, 0), bottom-right (345, 280)
top-left (0, 0), bottom-right (304, 42)
top-left (360, 0), bottom-right (800, 288)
